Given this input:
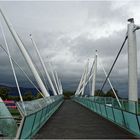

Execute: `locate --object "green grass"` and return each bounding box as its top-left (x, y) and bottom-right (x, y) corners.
top-left (8, 108), bottom-right (20, 117)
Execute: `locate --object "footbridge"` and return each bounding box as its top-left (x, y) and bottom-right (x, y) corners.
top-left (0, 9), bottom-right (140, 139)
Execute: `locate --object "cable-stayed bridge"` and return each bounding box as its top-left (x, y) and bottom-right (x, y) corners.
top-left (0, 9), bottom-right (140, 139)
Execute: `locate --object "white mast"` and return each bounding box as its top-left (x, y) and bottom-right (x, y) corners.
top-left (30, 34), bottom-right (57, 96)
top-left (54, 70), bottom-right (61, 94)
top-left (91, 51), bottom-right (97, 96)
top-left (81, 60), bottom-right (89, 96)
top-left (76, 58), bottom-right (96, 95)
top-left (75, 68), bottom-right (86, 95)
top-left (0, 21), bottom-right (23, 102)
top-left (58, 79), bottom-right (63, 95)
top-left (49, 62), bottom-right (60, 94)
top-left (127, 18), bottom-right (140, 102)
top-left (0, 8), bottom-right (49, 97)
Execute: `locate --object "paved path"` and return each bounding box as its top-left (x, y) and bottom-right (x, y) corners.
top-left (34, 100), bottom-right (136, 139)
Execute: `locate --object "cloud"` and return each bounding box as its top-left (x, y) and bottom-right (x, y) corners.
top-left (0, 1), bottom-right (140, 97)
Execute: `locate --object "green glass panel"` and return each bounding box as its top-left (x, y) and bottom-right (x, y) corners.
top-left (94, 103), bottom-right (97, 113)
top-left (95, 103), bottom-right (101, 114)
top-left (0, 98), bottom-right (18, 138)
top-left (123, 111), bottom-right (140, 135)
top-left (16, 95), bottom-right (63, 139)
top-left (128, 102), bottom-right (136, 114)
top-left (73, 96), bottom-right (140, 137)
top-left (49, 103), bottom-right (54, 114)
top-left (45, 106), bottom-right (50, 120)
top-left (137, 104), bottom-right (140, 114)
top-left (106, 106), bottom-right (114, 121)
top-left (137, 116), bottom-right (140, 132)
top-left (90, 102), bottom-right (96, 112)
top-left (87, 100), bottom-right (91, 108)
top-left (84, 100), bottom-right (88, 108)
top-left (83, 100), bottom-right (87, 107)
top-left (46, 105), bottom-right (50, 115)
top-left (112, 99), bottom-right (120, 109)
top-left (87, 100), bottom-right (91, 110)
top-left (100, 104), bottom-right (107, 117)
top-left (122, 101), bottom-right (136, 114)
top-left (17, 95), bottom-right (63, 116)
top-left (20, 114), bottom-right (35, 139)
top-left (41, 108), bottom-right (46, 123)
top-left (123, 101), bottom-right (130, 112)
top-left (113, 108), bottom-right (124, 126)
top-left (32, 110), bottom-right (43, 132)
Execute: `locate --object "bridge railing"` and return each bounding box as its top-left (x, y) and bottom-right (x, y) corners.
top-left (88, 96), bottom-right (140, 114)
top-left (16, 95), bottom-right (63, 139)
top-left (0, 98), bottom-right (18, 138)
top-left (73, 96), bottom-right (140, 136)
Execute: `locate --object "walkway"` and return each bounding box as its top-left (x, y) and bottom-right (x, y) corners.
top-left (34, 100), bottom-right (136, 139)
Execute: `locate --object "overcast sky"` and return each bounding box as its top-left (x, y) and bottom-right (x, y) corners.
top-left (0, 1), bottom-right (140, 97)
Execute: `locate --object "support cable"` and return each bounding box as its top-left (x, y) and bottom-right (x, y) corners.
top-left (0, 21), bottom-right (23, 102)
top-left (0, 45), bottom-right (44, 98)
top-left (99, 57), bottom-right (122, 108)
top-left (100, 34), bottom-right (128, 92)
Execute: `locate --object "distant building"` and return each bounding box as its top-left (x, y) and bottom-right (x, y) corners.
top-left (3, 100), bottom-right (16, 109)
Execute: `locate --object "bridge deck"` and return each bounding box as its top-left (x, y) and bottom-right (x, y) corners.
top-left (34, 100), bottom-right (136, 139)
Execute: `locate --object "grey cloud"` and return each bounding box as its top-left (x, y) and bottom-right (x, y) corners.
top-left (0, 1), bottom-right (139, 96)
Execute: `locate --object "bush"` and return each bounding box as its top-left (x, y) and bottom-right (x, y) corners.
top-left (63, 91), bottom-right (75, 99)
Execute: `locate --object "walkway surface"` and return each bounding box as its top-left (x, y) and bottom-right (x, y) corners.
top-left (34, 100), bottom-right (136, 139)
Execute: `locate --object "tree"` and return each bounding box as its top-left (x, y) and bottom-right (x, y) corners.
top-left (105, 88), bottom-right (120, 98)
top-left (0, 87), bottom-right (9, 100)
top-left (34, 92), bottom-right (43, 99)
top-left (7, 96), bottom-right (20, 101)
top-left (23, 91), bottom-right (33, 101)
top-left (63, 91), bottom-right (75, 99)
top-left (95, 90), bottom-right (105, 97)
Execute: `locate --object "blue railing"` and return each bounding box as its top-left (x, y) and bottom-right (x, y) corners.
top-left (73, 96), bottom-right (140, 137)
top-left (16, 95), bottom-right (63, 139)
top-left (0, 95), bottom-right (63, 139)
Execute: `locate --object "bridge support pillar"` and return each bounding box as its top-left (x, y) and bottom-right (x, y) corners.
top-left (127, 18), bottom-right (139, 103)
top-left (91, 51), bottom-right (97, 96)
